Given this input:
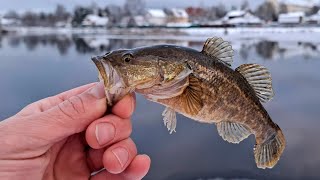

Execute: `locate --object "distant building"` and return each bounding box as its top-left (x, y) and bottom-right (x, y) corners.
top-left (0, 15), bottom-right (20, 26)
top-left (145, 9), bottom-right (167, 26)
top-left (82, 14), bottom-right (109, 27)
top-left (164, 8), bottom-right (191, 27)
top-left (278, 12), bottom-right (305, 24)
top-left (280, 0), bottom-right (314, 13)
top-left (185, 7), bottom-right (206, 17)
top-left (306, 10), bottom-right (320, 24)
top-left (213, 10), bottom-right (262, 26)
top-left (165, 8), bottom-right (189, 23)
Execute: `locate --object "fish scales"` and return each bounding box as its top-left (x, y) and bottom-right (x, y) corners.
top-left (92, 37), bottom-right (286, 169)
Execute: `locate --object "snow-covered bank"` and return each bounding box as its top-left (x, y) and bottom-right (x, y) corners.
top-left (5, 26), bottom-right (320, 43)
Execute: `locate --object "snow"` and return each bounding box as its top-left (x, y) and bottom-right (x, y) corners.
top-left (82, 14), bottom-right (109, 27)
top-left (0, 18), bottom-right (19, 26)
top-left (7, 27), bottom-right (320, 44)
top-left (226, 10), bottom-right (246, 18)
top-left (170, 8), bottom-right (188, 18)
top-left (147, 9), bottom-right (166, 18)
top-left (214, 11), bottom-right (262, 25)
top-left (279, 12), bottom-right (305, 24)
top-left (280, 12), bottom-right (305, 17)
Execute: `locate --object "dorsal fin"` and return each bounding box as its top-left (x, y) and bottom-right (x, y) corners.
top-left (236, 64), bottom-right (274, 103)
top-left (202, 37), bottom-right (234, 67)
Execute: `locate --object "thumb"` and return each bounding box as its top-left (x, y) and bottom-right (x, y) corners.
top-left (39, 82), bottom-right (107, 142)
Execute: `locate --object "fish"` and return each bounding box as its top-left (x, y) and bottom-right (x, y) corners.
top-left (91, 37), bottom-right (286, 169)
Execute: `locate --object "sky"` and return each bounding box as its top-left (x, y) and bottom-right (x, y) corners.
top-left (0, 0), bottom-right (265, 13)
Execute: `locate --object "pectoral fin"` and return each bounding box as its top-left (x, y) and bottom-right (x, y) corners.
top-left (216, 121), bottom-right (252, 144)
top-left (162, 107), bottom-right (177, 134)
top-left (180, 75), bottom-right (203, 116)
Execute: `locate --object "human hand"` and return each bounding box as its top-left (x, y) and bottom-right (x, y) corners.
top-left (0, 82), bottom-right (150, 180)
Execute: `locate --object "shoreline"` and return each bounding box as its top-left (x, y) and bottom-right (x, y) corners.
top-left (3, 26), bottom-right (320, 43)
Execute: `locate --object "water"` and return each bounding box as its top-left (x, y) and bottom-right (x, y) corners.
top-left (0, 33), bottom-right (320, 180)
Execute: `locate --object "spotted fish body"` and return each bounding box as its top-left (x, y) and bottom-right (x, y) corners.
top-left (92, 37), bottom-right (286, 169)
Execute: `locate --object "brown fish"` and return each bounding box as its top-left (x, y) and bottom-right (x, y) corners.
top-left (91, 37), bottom-right (286, 169)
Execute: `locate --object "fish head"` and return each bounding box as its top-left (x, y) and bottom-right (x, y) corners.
top-left (92, 46), bottom-right (192, 104)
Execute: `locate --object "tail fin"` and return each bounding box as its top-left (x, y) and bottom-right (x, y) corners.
top-left (254, 129), bottom-right (286, 169)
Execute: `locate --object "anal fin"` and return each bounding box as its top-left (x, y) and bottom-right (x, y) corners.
top-left (216, 121), bottom-right (251, 144)
top-left (162, 107), bottom-right (177, 134)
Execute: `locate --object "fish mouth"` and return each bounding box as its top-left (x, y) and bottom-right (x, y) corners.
top-left (91, 56), bottom-right (130, 106)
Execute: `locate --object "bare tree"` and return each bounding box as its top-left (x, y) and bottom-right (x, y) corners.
top-left (72, 6), bottom-right (93, 26)
top-left (4, 10), bottom-right (20, 19)
top-left (105, 5), bottom-right (123, 26)
top-left (205, 3), bottom-right (227, 21)
top-left (124, 0), bottom-right (146, 16)
top-left (255, 1), bottom-right (278, 22)
top-left (241, 0), bottom-right (250, 10)
top-left (55, 4), bottom-right (70, 21)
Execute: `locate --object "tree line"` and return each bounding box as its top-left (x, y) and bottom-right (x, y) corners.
top-left (2, 0), bottom-right (320, 27)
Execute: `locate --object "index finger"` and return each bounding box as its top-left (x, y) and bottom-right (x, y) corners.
top-left (18, 83), bottom-right (98, 116)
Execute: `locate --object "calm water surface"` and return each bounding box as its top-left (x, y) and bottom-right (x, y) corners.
top-left (0, 34), bottom-right (320, 180)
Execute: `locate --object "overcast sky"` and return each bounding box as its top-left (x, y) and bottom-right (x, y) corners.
top-left (0, 0), bottom-right (265, 13)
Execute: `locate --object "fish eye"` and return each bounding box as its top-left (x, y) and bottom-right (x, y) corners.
top-left (122, 54), bottom-right (133, 63)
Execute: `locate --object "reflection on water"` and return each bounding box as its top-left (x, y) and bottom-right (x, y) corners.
top-left (3, 34), bottom-right (320, 62)
top-left (1, 34), bottom-right (320, 180)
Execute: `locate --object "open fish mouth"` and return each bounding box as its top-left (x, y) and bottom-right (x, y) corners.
top-left (91, 56), bottom-right (130, 106)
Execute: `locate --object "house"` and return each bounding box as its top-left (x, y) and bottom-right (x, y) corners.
top-left (145, 9), bottom-right (167, 26)
top-left (213, 10), bottom-right (262, 26)
top-left (278, 12), bottom-right (305, 24)
top-left (0, 15), bottom-right (20, 26)
top-left (82, 14), bottom-right (109, 27)
top-left (165, 8), bottom-right (189, 23)
top-left (306, 10), bottom-right (320, 24)
top-left (165, 8), bottom-right (191, 27)
top-left (280, 0), bottom-right (314, 13)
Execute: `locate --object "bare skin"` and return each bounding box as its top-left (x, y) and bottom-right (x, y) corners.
top-left (0, 82), bottom-right (151, 180)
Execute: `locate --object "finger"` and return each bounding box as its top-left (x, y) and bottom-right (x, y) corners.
top-left (112, 93), bottom-right (136, 119)
top-left (18, 83), bottom-right (96, 116)
top-left (90, 155), bottom-right (151, 180)
top-left (8, 81), bottom-right (107, 144)
top-left (85, 115), bottom-right (132, 149)
top-left (122, 154), bottom-right (151, 180)
top-left (103, 138), bottom-right (137, 174)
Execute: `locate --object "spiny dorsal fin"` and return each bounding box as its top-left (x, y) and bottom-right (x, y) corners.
top-left (216, 121), bottom-right (251, 144)
top-left (202, 37), bottom-right (234, 67)
top-left (236, 64), bottom-right (274, 103)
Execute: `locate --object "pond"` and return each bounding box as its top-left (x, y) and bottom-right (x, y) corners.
top-left (0, 33), bottom-right (319, 179)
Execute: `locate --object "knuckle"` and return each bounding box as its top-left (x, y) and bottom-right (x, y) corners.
top-left (58, 95), bottom-right (85, 119)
